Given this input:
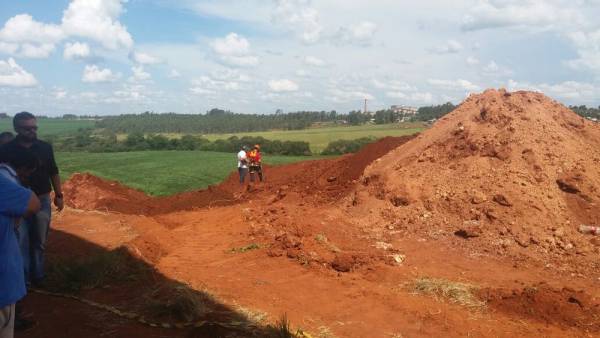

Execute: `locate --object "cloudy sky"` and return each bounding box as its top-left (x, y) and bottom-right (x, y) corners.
top-left (0, 0), bottom-right (599, 116)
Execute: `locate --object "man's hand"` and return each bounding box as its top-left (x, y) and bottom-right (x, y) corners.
top-left (54, 194), bottom-right (64, 211)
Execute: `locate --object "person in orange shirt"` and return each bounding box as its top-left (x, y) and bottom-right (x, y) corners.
top-left (247, 144), bottom-right (263, 182)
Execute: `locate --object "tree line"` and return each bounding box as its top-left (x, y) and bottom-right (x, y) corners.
top-left (569, 105), bottom-right (600, 120)
top-left (96, 109), bottom-right (342, 134)
top-left (48, 129), bottom-right (312, 156)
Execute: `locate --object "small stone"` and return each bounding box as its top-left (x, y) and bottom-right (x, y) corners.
top-left (553, 227), bottom-right (566, 237)
top-left (493, 194), bottom-right (512, 207)
top-left (375, 242), bottom-right (393, 250)
top-left (471, 192), bottom-right (487, 204)
top-left (332, 254), bottom-right (354, 272)
top-left (391, 254), bottom-right (406, 265)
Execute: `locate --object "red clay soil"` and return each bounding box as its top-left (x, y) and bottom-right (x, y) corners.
top-left (46, 89), bottom-right (600, 337)
top-left (353, 89), bottom-right (600, 271)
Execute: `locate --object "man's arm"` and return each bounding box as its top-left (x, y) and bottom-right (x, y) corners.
top-left (0, 177), bottom-right (39, 217)
top-left (51, 174), bottom-right (64, 211)
top-left (26, 193), bottom-right (41, 215)
top-left (48, 144), bottom-right (64, 211)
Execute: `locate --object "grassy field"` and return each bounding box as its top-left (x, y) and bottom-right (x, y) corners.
top-left (204, 123), bottom-right (424, 153)
top-left (116, 123), bottom-right (425, 154)
top-left (0, 119), bottom-right (96, 136)
top-left (57, 151), bottom-right (325, 196)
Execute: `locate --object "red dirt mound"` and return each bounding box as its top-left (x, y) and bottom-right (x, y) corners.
top-left (63, 136), bottom-right (415, 214)
top-left (353, 89), bottom-right (600, 263)
top-left (64, 173), bottom-right (236, 215)
top-left (480, 284), bottom-right (600, 332)
top-left (63, 173), bottom-right (154, 214)
top-left (218, 135), bottom-right (416, 202)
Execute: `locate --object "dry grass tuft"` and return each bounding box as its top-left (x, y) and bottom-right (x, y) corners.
top-left (410, 277), bottom-right (486, 308)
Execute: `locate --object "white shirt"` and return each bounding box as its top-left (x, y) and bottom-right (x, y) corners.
top-left (237, 150), bottom-right (248, 168)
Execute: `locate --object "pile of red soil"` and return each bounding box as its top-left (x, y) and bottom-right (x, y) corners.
top-left (353, 89), bottom-right (600, 259)
top-left (63, 173), bottom-right (236, 215)
top-left (217, 135), bottom-right (416, 202)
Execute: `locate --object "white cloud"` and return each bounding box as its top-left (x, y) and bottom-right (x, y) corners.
top-left (0, 58), bottom-right (38, 87)
top-left (64, 41), bottom-right (90, 60)
top-left (273, 0), bottom-right (322, 44)
top-left (430, 39), bottom-right (463, 54)
top-left (304, 55), bottom-right (325, 67)
top-left (427, 79), bottom-right (481, 91)
top-left (130, 65), bottom-right (151, 82)
top-left (168, 69), bottom-right (181, 78)
top-left (386, 91), bottom-right (407, 99)
top-left (466, 56), bottom-right (480, 65)
top-left (20, 43), bottom-right (55, 58)
top-left (54, 89), bottom-right (68, 99)
top-left (482, 60), bottom-right (513, 77)
top-left (61, 0), bottom-right (133, 50)
top-left (211, 33), bottom-right (259, 67)
top-left (0, 42), bottom-right (18, 54)
top-left (82, 65), bottom-right (119, 83)
top-left (566, 29), bottom-right (600, 72)
top-left (0, 14), bottom-right (63, 59)
top-left (373, 79), bottom-right (416, 92)
top-left (268, 79), bottom-right (299, 92)
top-left (296, 69), bottom-right (308, 77)
top-left (409, 92), bottom-right (434, 103)
top-left (210, 68), bottom-right (251, 82)
top-left (462, 0), bottom-right (584, 32)
top-left (190, 74), bottom-right (242, 95)
top-left (131, 51), bottom-right (162, 65)
top-left (506, 79), bottom-right (600, 103)
top-left (330, 88), bottom-right (374, 102)
top-left (334, 21), bottom-right (377, 46)
top-left (0, 14), bottom-right (64, 44)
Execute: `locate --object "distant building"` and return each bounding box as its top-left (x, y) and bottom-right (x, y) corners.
top-left (390, 105), bottom-right (418, 115)
top-left (0, 112), bottom-right (8, 119)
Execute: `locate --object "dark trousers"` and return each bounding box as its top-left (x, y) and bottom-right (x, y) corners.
top-left (249, 165), bottom-right (263, 182)
top-left (238, 167), bottom-right (248, 184)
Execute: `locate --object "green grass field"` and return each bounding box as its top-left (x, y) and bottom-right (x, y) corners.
top-left (116, 123), bottom-right (425, 154)
top-left (0, 119), bottom-right (96, 136)
top-left (204, 123), bottom-right (424, 153)
top-left (57, 151), bottom-right (325, 196)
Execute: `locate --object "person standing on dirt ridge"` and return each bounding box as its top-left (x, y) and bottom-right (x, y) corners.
top-left (248, 144), bottom-right (263, 183)
top-left (0, 112), bottom-right (64, 287)
top-left (0, 173), bottom-right (40, 338)
top-left (237, 145), bottom-right (249, 184)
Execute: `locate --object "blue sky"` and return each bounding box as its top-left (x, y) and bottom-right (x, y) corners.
top-left (0, 0), bottom-right (599, 116)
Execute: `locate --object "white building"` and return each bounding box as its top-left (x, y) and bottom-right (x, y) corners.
top-left (390, 105), bottom-right (418, 115)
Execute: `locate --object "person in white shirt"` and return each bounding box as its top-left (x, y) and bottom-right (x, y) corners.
top-left (237, 145), bottom-right (248, 184)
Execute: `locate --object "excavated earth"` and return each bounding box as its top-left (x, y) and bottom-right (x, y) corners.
top-left (22, 90), bottom-right (600, 338)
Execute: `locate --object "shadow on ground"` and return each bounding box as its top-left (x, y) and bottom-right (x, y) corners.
top-left (19, 228), bottom-right (295, 338)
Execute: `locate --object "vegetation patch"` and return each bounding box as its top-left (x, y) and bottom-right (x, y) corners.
top-left (409, 277), bottom-right (486, 308)
top-left (45, 247), bottom-right (148, 293)
top-left (229, 243), bottom-right (261, 254)
top-left (142, 283), bottom-right (214, 323)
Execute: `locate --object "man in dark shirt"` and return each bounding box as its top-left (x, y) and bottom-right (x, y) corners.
top-left (0, 112), bottom-right (63, 285)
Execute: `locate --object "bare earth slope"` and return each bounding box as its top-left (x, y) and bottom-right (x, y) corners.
top-left (353, 89), bottom-right (600, 265)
